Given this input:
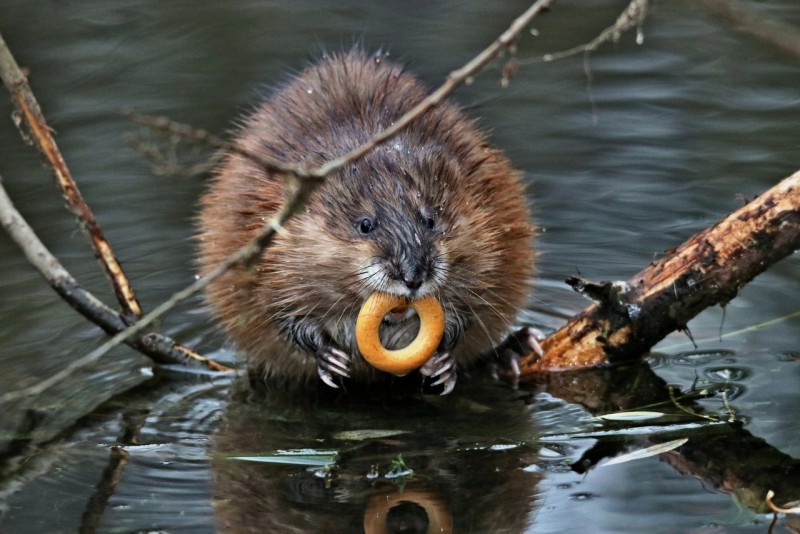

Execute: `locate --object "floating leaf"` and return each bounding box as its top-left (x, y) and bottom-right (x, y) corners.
top-left (603, 438), bottom-right (688, 467)
top-left (226, 448), bottom-right (337, 467)
top-left (332, 429), bottom-right (408, 441)
top-left (597, 411), bottom-right (664, 421)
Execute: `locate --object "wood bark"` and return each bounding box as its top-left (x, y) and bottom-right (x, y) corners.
top-left (520, 171), bottom-right (800, 374)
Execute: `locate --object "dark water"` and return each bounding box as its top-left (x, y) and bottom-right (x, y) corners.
top-left (1, 1), bottom-right (799, 532)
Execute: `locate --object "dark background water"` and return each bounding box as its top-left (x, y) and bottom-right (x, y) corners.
top-left (1, 1), bottom-right (799, 532)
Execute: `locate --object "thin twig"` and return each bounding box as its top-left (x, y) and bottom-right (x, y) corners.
top-left (124, 109), bottom-right (324, 181)
top-left (0, 31), bottom-right (142, 319)
top-left (530, 0), bottom-right (648, 64)
top-left (70, 0), bottom-right (555, 366)
top-left (127, 0), bottom-right (554, 185)
top-left (521, 0), bottom-right (646, 123)
top-left (124, 127), bottom-right (217, 178)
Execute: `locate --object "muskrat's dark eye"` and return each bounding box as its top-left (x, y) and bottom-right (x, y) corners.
top-left (357, 218), bottom-right (375, 235)
top-left (424, 214), bottom-right (436, 230)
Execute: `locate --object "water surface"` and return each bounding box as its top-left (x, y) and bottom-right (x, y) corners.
top-left (1, 1), bottom-right (799, 532)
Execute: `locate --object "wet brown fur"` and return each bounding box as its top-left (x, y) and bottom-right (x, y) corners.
top-left (198, 49), bottom-right (535, 388)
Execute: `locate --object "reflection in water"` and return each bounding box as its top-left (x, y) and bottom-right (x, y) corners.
top-left (528, 363), bottom-right (800, 518)
top-left (213, 379), bottom-right (542, 532)
top-left (210, 362), bottom-right (800, 532)
top-left (0, 369), bottom-right (230, 532)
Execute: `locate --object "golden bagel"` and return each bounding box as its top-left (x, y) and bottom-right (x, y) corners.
top-left (356, 293), bottom-right (445, 376)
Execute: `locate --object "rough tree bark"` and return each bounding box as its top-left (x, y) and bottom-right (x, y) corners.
top-left (520, 171), bottom-right (800, 374)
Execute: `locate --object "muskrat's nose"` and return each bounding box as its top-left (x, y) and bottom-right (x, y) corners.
top-left (403, 267), bottom-right (426, 291)
top-left (404, 275), bottom-right (423, 290)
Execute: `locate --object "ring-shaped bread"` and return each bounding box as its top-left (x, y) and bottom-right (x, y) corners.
top-left (355, 292), bottom-right (445, 376)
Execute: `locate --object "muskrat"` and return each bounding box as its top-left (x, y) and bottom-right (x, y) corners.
top-left (198, 49), bottom-right (540, 394)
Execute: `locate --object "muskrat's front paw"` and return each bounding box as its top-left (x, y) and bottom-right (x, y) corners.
top-left (316, 346), bottom-right (351, 389)
top-left (495, 326), bottom-right (545, 378)
top-left (420, 351), bottom-right (457, 395)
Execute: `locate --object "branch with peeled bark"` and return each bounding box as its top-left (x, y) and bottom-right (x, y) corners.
top-left (0, 30), bottom-right (232, 380)
top-left (520, 171), bottom-right (800, 374)
top-left (0, 31), bottom-right (141, 320)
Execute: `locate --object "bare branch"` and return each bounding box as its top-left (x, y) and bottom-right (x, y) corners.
top-left (521, 0), bottom-right (649, 64)
top-left (123, 126), bottom-right (217, 178)
top-left (519, 170), bottom-right (800, 373)
top-left (0, 31), bottom-right (142, 319)
top-left (127, 0), bottom-right (555, 184)
top-left (124, 109), bottom-right (324, 182)
top-left (0, 174), bottom-right (234, 405)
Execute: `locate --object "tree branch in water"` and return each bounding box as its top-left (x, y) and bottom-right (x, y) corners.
top-left (520, 171), bottom-right (800, 373)
top-left (0, 174), bottom-right (233, 405)
top-left (0, 31), bottom-right (141, 320)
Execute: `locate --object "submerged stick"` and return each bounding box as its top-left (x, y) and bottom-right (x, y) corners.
top-left (520, 170), bottom-right (800, 373)
top-left (0, 31), bottom-right (141, 319)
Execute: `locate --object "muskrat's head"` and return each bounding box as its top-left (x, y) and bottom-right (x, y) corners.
top-left (305, 141), bottom-right (455, 302)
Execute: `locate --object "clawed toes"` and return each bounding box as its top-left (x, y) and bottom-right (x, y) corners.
top-left (434, 372), bottom-right (457, 396)
top-left (419, 351), bottom-right (447, 376)
top-left (525, 326), bottom-right (545, 358)
top-left (492, 325), bottom-right (547, 382)
top-left (326, 348), bottom-right (351, 374)
top-left (317, 347), bottom-right (351, 389)
top-left (318, 368), bottom-right (340, 389)
top-left (507, 354), bottom-right (521, 377)
top-left (420, 352), bottom-right (457, 395)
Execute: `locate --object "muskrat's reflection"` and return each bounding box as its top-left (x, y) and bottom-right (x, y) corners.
top-left (212, 377), bottom-right (540, 533)
top-left (363, 486), bottom-right (451, 533)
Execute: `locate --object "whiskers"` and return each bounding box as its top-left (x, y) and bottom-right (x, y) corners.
top-left (253, 247), bottom-right (526, 365)
top-left (436, 264), bottom-right (525, 359)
